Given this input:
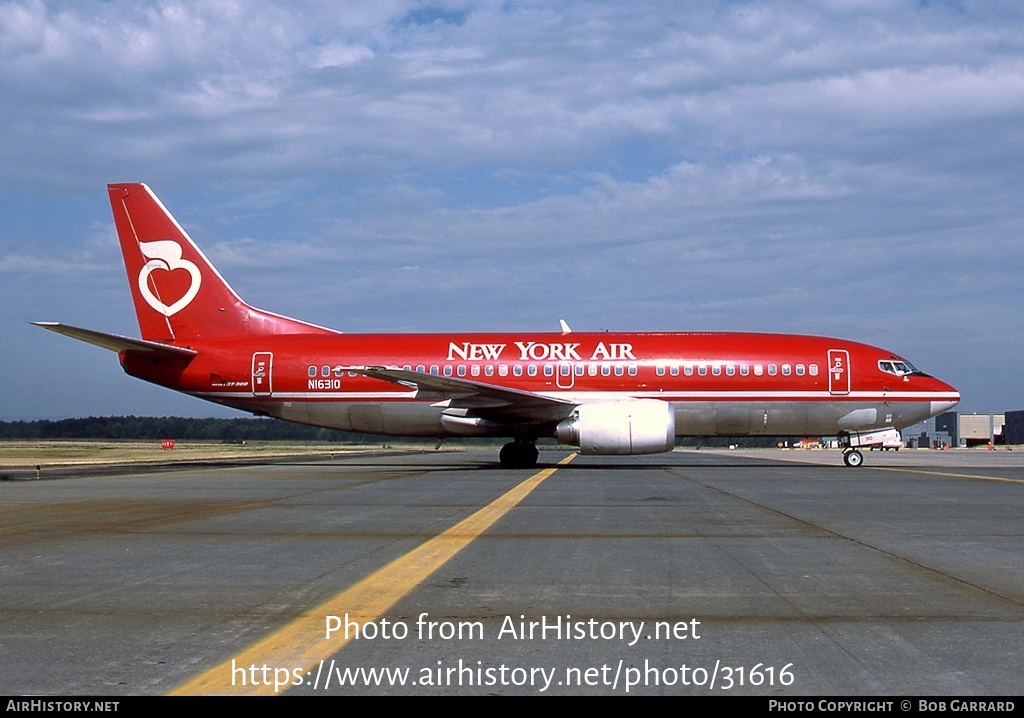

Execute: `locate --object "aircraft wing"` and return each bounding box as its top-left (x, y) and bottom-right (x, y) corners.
top-left (348, 366), bottom-right (573, 423)
top-left (33, 322), bottom-right (198, 359)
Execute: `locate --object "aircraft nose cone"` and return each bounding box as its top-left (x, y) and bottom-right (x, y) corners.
top-left (929, 377), bottom-right (960, 417)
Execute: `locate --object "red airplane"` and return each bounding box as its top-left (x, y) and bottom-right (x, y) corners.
top-left (36, 183), bottom-right (960, 468)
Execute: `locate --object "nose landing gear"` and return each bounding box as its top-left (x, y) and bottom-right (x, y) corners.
top-left (842, 449), bottom-right (864, 468)
top-left (837, 427), bottom-right (904, 467)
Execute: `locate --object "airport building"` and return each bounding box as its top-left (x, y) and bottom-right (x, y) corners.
top-left (1004, 410), bottom-right (1024, 446)
top-left (936, 412), bottom-right (1007, 447)
top-left (905, 428), bottom-right (953, 450)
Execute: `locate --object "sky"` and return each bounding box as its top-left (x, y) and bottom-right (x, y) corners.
top-left (1, 0), bottom-right (1022, 420)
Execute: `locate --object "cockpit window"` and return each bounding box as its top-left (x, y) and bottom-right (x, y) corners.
top-left (878, 359), bottom-right (918, 376)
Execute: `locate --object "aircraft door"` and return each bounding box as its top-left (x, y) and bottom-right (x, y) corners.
top-left (252, 352), bottom-right (273, 397)
top-left (828, 349), bottom-right (850, 395)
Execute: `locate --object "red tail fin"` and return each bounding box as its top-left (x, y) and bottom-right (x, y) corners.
top-left (108, 183), bottom-right (334, 343)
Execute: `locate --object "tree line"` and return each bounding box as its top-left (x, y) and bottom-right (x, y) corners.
top-left (0, 416), bottom-right (361, 442)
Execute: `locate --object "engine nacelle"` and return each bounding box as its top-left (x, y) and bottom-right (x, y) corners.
top-left (556, 400), bottom-right (676, 455)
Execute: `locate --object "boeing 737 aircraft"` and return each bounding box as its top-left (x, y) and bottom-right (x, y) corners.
top-left (36, 183), bottom-right (960, 468)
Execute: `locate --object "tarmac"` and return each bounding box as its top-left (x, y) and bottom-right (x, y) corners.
top-left (1, 447), bottom-right (1022, 696)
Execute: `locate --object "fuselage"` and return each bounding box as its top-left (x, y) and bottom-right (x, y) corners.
top-left (118, 330), bottom-right (959, 440)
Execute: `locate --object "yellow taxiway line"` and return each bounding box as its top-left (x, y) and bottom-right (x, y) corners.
top-left (875, 466), bottom-right (1024, 484)
top-left (171, 453), bottom-right (576, 695)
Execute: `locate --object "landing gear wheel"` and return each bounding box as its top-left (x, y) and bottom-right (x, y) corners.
top-left (499, 440), bottom-right (539, 468)
top-left (843, 449), bottom-right (864, 468)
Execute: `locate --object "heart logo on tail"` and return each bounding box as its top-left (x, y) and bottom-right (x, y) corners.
top-left (137, 240), bottom-right (202, 316)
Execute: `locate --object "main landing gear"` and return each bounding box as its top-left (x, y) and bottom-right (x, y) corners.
top-left (499, 439), bottom-right (539, 468)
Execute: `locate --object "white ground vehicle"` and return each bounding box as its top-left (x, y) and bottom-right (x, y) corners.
top-left (854, 428), bottom-right (904, 451)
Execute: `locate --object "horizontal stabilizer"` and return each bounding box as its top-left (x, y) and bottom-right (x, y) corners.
top-left (32, 322), bottom-right (197, 359)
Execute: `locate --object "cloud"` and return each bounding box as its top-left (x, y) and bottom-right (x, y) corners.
top-left (2, 1), bottom-right (1023, 416)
